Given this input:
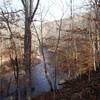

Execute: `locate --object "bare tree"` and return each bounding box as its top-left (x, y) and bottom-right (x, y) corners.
top-left (32, 3), bottom-right (54, 90)
top-left (21, 0), bottom-right (40, 99)
top-left (0, 7), bottom-right (22, 99)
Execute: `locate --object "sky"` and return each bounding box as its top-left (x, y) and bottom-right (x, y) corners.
top-left (0, 0), bottom-right (89, 21)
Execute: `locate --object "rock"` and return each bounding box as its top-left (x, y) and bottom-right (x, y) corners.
top-left (58, 79), bottom-right (67, 85)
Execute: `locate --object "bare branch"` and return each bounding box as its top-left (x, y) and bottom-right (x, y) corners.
top-left (21, 0), bottom-right (26, 8)
top-left (31, 0), bottom-right (40, 21)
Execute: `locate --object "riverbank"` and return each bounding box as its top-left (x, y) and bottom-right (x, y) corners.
top-left (32, 67), bottom-right (100, 100)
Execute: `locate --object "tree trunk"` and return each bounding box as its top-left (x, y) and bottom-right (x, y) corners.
top-left (24, 16), bottom-right (32, 99)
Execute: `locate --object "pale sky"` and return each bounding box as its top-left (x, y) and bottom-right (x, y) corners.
top-left (0, 0), bottom-right (89, 21)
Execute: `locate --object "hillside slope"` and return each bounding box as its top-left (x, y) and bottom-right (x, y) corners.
top-left (32, 67), bottom-right (100, 100)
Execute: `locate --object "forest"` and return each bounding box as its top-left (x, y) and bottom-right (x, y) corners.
top-left (0, 0), bottom-right (100, 100)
